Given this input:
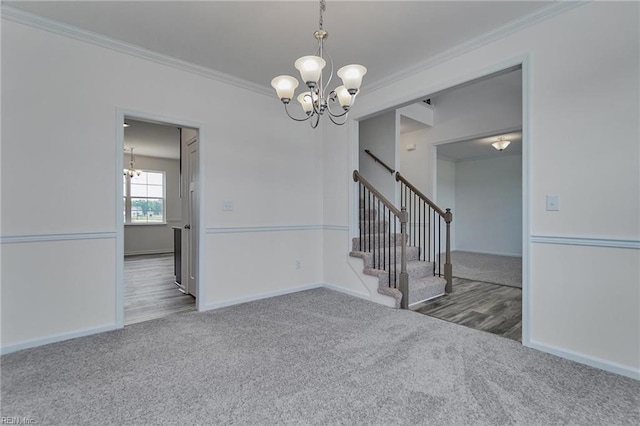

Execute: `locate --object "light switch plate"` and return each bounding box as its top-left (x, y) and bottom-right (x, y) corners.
top-left (223, 200), bottom-right (234, 211)
top-left (546, 195), bottom-right (560, 211)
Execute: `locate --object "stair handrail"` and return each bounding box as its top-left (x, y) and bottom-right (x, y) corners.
top-left (395, 172), bottom-right (446, 217)
top-left (353, 170), bottom-right (410, 308)
top-left (395, 171), bottom-right (453, 293)
top-left (364, 149), bottom-right (395, 174)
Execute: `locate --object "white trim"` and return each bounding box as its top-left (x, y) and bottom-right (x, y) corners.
top-left (322, 225), bottom-right (350, 232)
top-left (199, 283), bottom-right (323, 312)
top-left (363, 2), bottom-right (585, 94)
top-left (206, 225), bottom-right (326, 234)
top-left (521, 56), bottom-right (532, 347)
top-left (0, 232), bottom-right (116, 244)
top-left (453, 249), bottom-right (522, 258)
top-left (527, 340), bottom-right (640, 381)
top-left (200, 282), bottom-right (375, 313)
top-left (0, 5), bottom-right (272, 98)
top-left (530, 235), bottom-right (640, 250)
top-left (1, 324), bottom-right (116, 355)
top-left (116, 108), bottom-right (206, 326)
top-left (322, 282), bottom-right (372, 302)
top-left (124, 249), bottom-right (173, 257)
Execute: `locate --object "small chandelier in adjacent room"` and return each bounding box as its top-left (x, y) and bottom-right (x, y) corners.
top-left (492, 136), bottom-right (511, 151)
top-left (124, 147), bottom-right (141, 177)
top-left (271, 0), bottom-right (367, 128)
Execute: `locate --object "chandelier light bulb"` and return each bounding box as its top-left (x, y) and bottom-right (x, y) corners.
top-left (294, 56), bottom-right (326, 88)
top-left (337, 64), bottom-right (367, 94)
top-left (335, 85), bottom-right (352, 109)
top-left (297, 92), bottom-right (315, 114)
top-left (271, 75), bottom-right (299, 103)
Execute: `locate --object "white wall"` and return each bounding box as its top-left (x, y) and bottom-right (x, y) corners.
top-left (323, 2), bottom-right (639, 378)
top-left (454, 154), bottom-right (522, 256)
top-left (358, 111), bottom-right (396, 202)
top-left (1, 18), bottom-right (322, 350)
top-left (401, 70), bottom-right (523, 198)
top-left (123, 154), bottom-right (181, 256)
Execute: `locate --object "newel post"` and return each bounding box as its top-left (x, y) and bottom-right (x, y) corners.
top-left (399, 206), bottom-right (409, 309)
top-left (444, 208), bottom-right (453, 294)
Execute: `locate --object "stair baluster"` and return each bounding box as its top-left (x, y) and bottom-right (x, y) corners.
top-left (396, 172), bottom-right (453, 293)
top-left (353, 170), bottom-right (407, 295)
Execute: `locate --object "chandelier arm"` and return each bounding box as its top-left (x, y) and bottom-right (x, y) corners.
top-left (284, 103), bottom-right (313, 122)
top-left (325, 94), bottom-right (349, 118)
top-left (327, 112), bottom-right (348, 126)
top-left (310, 112), bottom-right (321, 128)
top-left (309, 89), bottom-right (322, 116)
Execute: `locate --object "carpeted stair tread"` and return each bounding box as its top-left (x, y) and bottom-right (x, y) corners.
top-left (352, 234), bottom-right (405, 251)
top-left (362, 260), bottom-right (435, 281)
top-left (349, 246), bottom-right (421, 268)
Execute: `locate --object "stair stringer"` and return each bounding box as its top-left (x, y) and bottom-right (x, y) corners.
top-left (346, 255), bottom-right (398, 308)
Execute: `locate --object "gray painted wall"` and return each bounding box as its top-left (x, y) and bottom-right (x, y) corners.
top-left (358, 111), bottom-right (396, 202)
top-left (453, 154), bottom-right (522, 256)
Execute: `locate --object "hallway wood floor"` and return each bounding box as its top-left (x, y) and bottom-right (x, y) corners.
top-left (124, 253), bottom-right (195, 325)
top-left (414, 277), bottom-right (522, 342)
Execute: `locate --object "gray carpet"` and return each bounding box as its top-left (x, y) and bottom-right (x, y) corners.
top-left (2, 288), bottom-right (638, 425)
top-left (446, 250), bottom-right (523, 288)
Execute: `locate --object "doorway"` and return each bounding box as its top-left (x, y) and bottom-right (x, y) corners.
top-left (116, 111), bottom-right (202, 327)
top-left (350, 62), bottom-right (529, 343)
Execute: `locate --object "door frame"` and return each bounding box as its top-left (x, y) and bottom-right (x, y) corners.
top-left (115, 108), bottom-right (206, 328)
top-left (347, 54), bottom-right (532, 346)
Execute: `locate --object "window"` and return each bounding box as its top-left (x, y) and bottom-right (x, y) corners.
top-left (124, 170), bottom-right (165, 224)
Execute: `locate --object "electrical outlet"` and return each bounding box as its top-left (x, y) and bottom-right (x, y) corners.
top-left (295, 259), bottom-right (302, 270)
top-left (223, 200), bottom-right (234, 211)
top-left (546, 195), bottom-right (560, 211)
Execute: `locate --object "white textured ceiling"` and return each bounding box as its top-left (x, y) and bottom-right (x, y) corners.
top-left (7, 1), bottom-right (552, 91)
top-left (124, 119), bottom-right (181, 160)
top-left (437, 131), bottom-right (523, 161)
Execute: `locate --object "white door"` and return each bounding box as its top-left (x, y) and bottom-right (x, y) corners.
top-left (186, 137), bottom-right (199, 297)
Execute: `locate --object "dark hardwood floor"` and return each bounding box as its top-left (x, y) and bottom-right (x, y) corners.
top-left (413, 277), bottom-right (522, 342)
top-left (124, 253), bottom-right (195, 325)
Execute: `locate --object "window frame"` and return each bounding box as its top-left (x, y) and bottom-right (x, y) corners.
top-left (123, 169), bottom-right (167, 226)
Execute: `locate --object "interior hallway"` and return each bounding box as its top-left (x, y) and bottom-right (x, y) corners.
top-left (124, 253), bottom-right (195, 325)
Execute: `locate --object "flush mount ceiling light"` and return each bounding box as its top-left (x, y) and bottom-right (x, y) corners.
top-left (271, 0), bottom-right (367, 128)
top-left (124, 147), bottom-right (141, 177)
top-left (492, 136), bottom-right (511, 151)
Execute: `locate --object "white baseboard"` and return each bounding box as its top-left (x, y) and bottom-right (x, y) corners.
top-left (199, 283), bottom-right (324, 311)
top-left (124, 249), bottom-right (173, 256)
top-left (527, 340), bottom-right (639, 380)
top-left (322, 282), bottom-right (372, 301)
top-left (1, 324), bottom-right (117, 355)
top-left (453, 249), bottom-right (522, 257)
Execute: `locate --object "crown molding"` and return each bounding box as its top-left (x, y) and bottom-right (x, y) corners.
top-left (363, 1), bottom-right (588, 94)
top-left (2, 1), bottom-right (587, 100)
top-left (0, 5), bottom-right (274, 97)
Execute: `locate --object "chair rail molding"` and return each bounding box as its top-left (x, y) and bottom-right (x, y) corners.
top-left (530, 235), bottom-right (640, 250)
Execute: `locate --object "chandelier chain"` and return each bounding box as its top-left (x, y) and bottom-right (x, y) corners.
top-left (319, 0), bottom-right (326, 30)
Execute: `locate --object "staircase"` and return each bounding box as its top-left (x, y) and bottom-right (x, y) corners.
top-left (349, 205), bottom-right (446, 309)
top-left (351, 169), bottom-right (452, 309)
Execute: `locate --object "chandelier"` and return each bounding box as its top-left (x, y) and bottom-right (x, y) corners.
top-left (124, 147), bottom-right (141, 177)
top-left (271, 0), bottom-right (367, 128)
